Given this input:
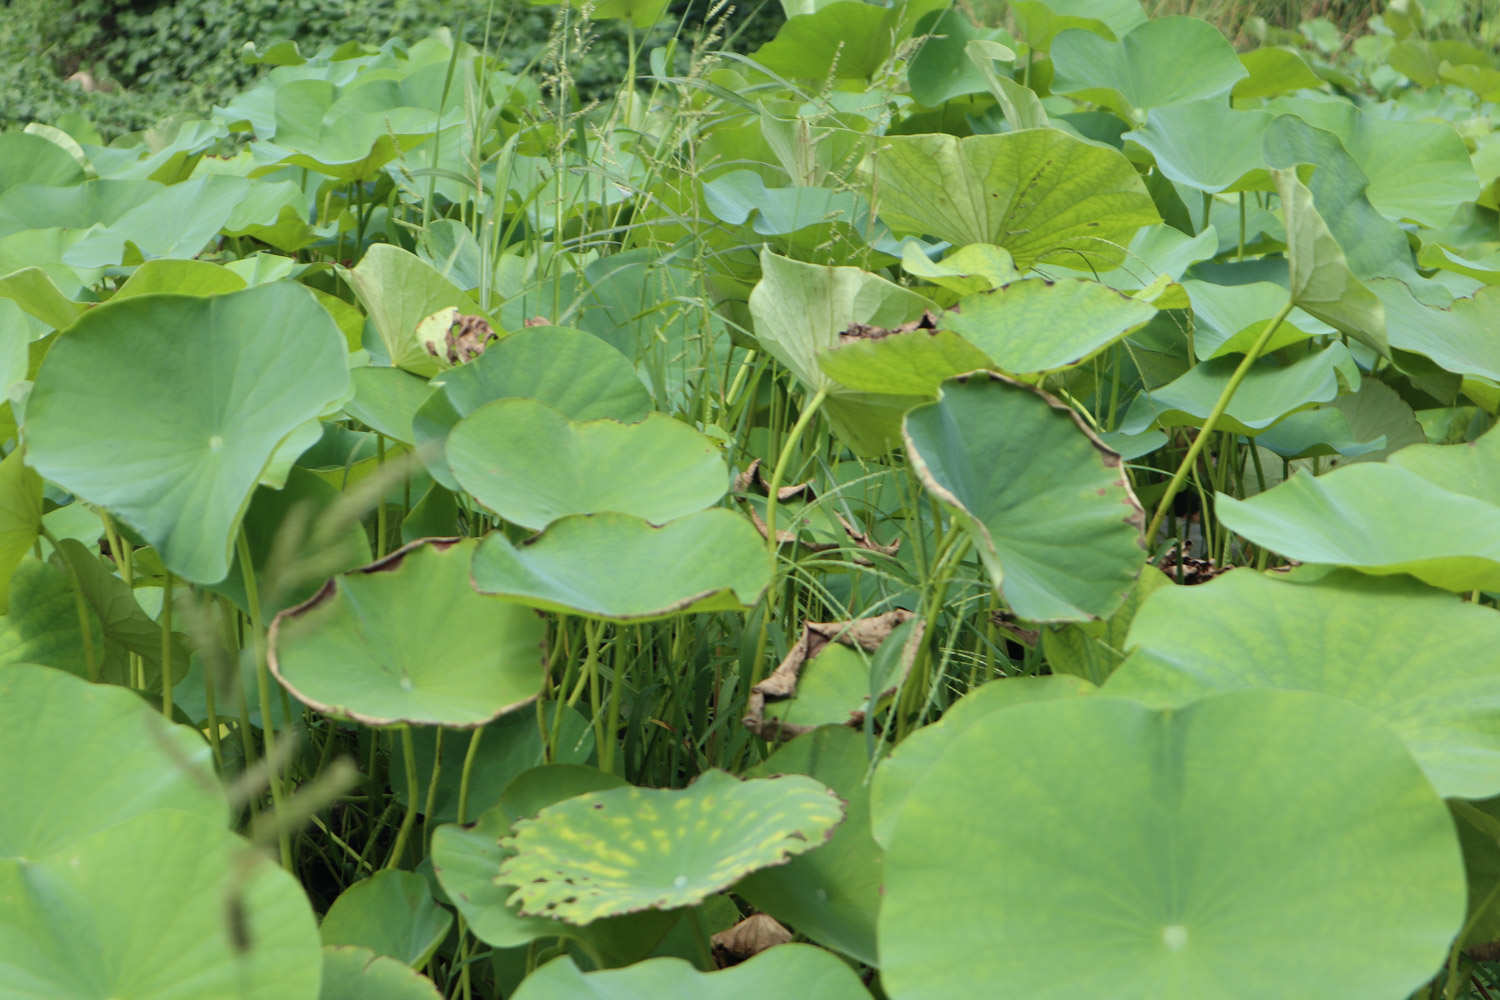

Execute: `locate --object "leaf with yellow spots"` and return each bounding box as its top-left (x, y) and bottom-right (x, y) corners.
top-left (496, 770), bottom-right (844, 925)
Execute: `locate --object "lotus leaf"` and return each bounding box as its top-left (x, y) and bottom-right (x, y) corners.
top-left (866, 130), bottom-right (1159, 270)
top-left (1107, 569), bottom-right (1500, 798)
top-left (270, 538), bottom-right (546, 727)
top-left (903, 373), bottom-right (1146, 622)
top-left (510, 945), bottom-right (870, 1000)
top-left (24, 282), bottom-right (350, 584)
top-left (448, 399), bottom-right (728, 530)
top-left (497, 769), bottom-right (843, 923)
top-left (471, 510), bottom-right (770, 621)
top-left (878, 691), bottom-right (1465, 999)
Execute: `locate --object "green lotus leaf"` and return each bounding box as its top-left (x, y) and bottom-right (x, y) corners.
top-left (342, 244), bottom-right (486, 377)
top-left (510, 945), bottom-right (871, 1000)
top-left (908, 9), bottom-right (1013, 106)
top-left (0, 664), bottom-right (225, 857)
top-left (1272, 168), bottom-right (1387, 353)
top-left (320, 870), bottom-right (452, 968)
top-left (344, 367), bottom-right (436, 446)
top-left (1265, 95), bottom-right (1480, 229)
top-left (470, 510), bottom-right (770, 621)
top-left (110, 258), bottom-right (247, 300)
top-left (1232, 46), bottom-right (1324, 100)
top-left (320, 946), bottom-right (443, 1000)
top-left (1117, 342), bottom-right (1360, 436)
top-left (870, 675), bottom-right (1097, 849)
top-left (1217, 424), bottom-right (1500, 593)
top-left (877, 691), bottom-right (1465, 1000)
top-left (497, 769), bottom-right (843, 924)
top-left (1051, 16), bottom-right (1247, 119)
top-left (1264, 114), bottom-right (1417, 289)
top-left (739, 726), bottom-right (884, 965)
top-left (1180, 278), bottom-right (1329, 359)
top-left (527, 0), bottom-right (669, 29)
top-left (448, 399), bottom-right (728, 531)
top-left (0, 267), bottom-right (85, 330)
top-left (1372, 279), bottom-right (1500, 382)
top-left (903, 373), bottom-right (1146, 622)
top-left (750, 3), bottom-right (904, 81)
top-left (1106, 569), bottom-right (1500, 799)
top-left (1124, 101), bottom-right (1273, 193)
top-left (432, 764), bottom-right (677, 958)
top-left (0, 133), bottom-right (87, 190)
top-left (0, 558), bottom-right (104, 679)
top-left (413, 325), bottom-right (652, 490)
top-left (24, 282), bottom-right (351, 585)
top-left (0, 809), bottom-right (322, 999)
top-left (748, 248), bottom-right (935, 394)
top-left (747, 248), bottom-right (937, 455)
top-left (900, 242), bottom-right (1020, 296)
top-left (943, 279), bottom-right (1157, 375)
top-left (866, 130), bottom-right (1159, 270)
top-left (269, 538), bottom-right (546, 727)
top-left (1011, 0), bottom-right (1146, 51)
top-left (817, 326), bottom-right (992, 397)
top-left (699, 169), bottom-right (877, 246)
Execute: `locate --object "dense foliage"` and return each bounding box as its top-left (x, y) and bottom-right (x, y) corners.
top-left (4, 0), bottom-right (1500, 997)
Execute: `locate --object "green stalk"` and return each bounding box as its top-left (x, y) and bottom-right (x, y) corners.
top-left (386, 725), bottom-right (420, 869)
top-left (456, 725), bottom-right (485, 825)
top-left (419, 728), bottom-right (443, 863)
top-left (1144, 298), bottom-right (1295, 546)
top-left (751, 385), bottom-right (830, 686)
top-left (160, 570), bottom-right (174, 719)
top-left (237, 528), bottom-right (291, 868)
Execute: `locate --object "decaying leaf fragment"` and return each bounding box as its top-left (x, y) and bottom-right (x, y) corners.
top-left (711, 913), bottom-right (794, 967)
top-left (419, 307), bottom-right (498, 365)
top-left (733, 459), bottom-right (900, 563)
top-left (744, 610), bottom-right (922, 740)
top-left (839, 309), bottom-right (944, 343)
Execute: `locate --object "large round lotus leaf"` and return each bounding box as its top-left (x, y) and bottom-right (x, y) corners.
top-left (470, 510), bottom-right (770, 621)
top-left (870, 675), bottom-right (1096, 850)
top-left (942, 279), bottom-right (1157, 375)
top-left (319, 870), bottom-right (451, 967)
top-left (510, 945), bottom-right (871, 1000)
top-left (23, 282), bottom-right (351, 585)
top-left (903, 373), bottom-right (1146, 622)
top-left (1051, 16), bottom-right (1247, 118)
top-left (865, 130), bottom-right (1159, 270)
top-left (1373, 278), bottom-right (1500, 383)
top-left (1124, 101), bottom-right (1273, 194)
top-left (448, 399), bottom-right (727, 530)
top-left (817, 326), bottom-right (992, 398)
top-left (0, 663), bottom-right (226, 857)
top-left (320, 946), bottom-right (442, 1000)
top-left (1217, 425), bottom-right (1500, 593)
top-left (0, 133), bottom-right (87, 190)
top-left (497, 769), bottom-right (844, 924)
top-left (412, 325), bottom-right (652, 490)
top-left (0, 809), bottom-right (322, 999)
top-left (269, 537), bottom-right (546, 727)
top-left (1105, 569), bottom-right (1500, 799)
top-left (739, 727), bottom-right (884, 966)
top-left (431, 764), bottom-right (676, 961)
top-left (878, 691), bottom-right (1465, 1000)
top-left (1011, 0), bottom-right (1146, 51)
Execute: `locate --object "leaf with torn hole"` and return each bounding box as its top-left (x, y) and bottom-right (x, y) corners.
top-left (495, 770), bottom-right (844, 924)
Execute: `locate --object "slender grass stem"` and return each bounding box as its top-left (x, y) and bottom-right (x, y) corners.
top-left (386, 725), bottom-right (420, 869)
